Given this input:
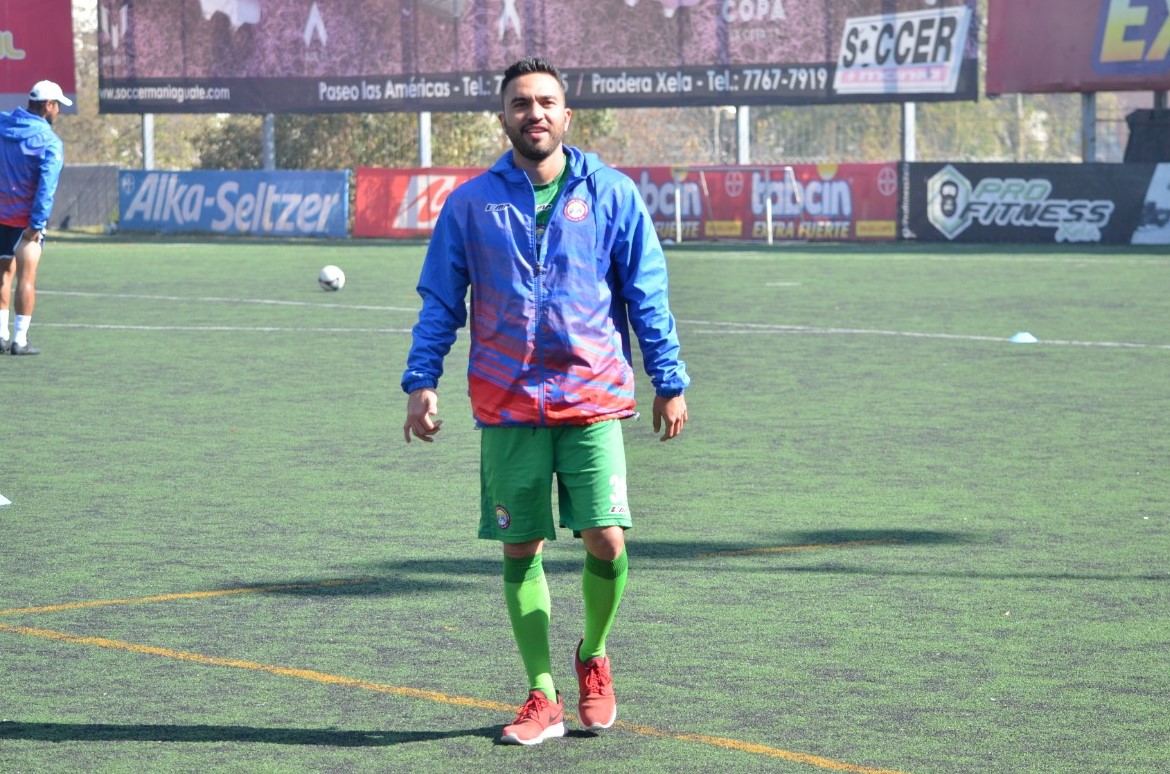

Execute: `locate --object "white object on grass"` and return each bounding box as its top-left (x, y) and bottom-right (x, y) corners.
top-left (318, 265), bottom-right (345, 291)
top-left (1009, 332), bottom-right (1038, 344)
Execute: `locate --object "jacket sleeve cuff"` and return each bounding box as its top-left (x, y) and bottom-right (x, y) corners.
top-left (402, 377), bottom-right (438, 394)
top-left (655, 386), bottom-right (685, 399)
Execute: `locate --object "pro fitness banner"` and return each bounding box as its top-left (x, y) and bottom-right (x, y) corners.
top-left (97, 0), bottom-right (978, 114)
top-left (902, 162), bottom-right (1170, 245)
top-left (354, 163), bottom-right (899, 242)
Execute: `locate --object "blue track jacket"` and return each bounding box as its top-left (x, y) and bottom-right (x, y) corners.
top-left (0, 107), bottom-right (64, 231)
top-left (402, 146), bottom-right (689, 427)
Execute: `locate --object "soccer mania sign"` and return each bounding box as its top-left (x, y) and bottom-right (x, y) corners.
top-left (97, 0), bottom-right (978, 114)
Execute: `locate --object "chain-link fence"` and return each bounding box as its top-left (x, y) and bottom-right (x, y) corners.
top-left (589, 91), bottom-right (1157, 168)
top-left (50, 165), bottom-right (120, 230)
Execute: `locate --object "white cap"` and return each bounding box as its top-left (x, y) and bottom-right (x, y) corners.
top-left (29, 80), bottom-right (73, 106)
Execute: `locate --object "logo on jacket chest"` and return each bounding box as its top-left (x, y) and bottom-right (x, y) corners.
top-left (563, 198), bottom-right (589, 222)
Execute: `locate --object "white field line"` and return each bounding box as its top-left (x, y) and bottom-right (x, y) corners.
top-left (39, 323), bottom-right (415, 334)
top-left (36, 290), bottom-right (1170, 351)
top-left (681, 320), bottom-right (1170, 350)
top-left (674, 252), bottom-right (1170, 266)
top-left (41, 290), bottom-right (417, 313)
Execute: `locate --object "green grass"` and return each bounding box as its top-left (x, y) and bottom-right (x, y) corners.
top-left (1, 235), bottom-right (1168, 773)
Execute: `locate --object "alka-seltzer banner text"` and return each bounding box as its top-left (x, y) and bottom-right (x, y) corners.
top-left (354, 164), bottom-right (899, 242)
top-left (118, 170), bottom-right (349, 237)
top-left (97, 0), bottom-right (978, 114)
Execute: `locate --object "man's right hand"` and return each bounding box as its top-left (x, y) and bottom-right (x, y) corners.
top-left (403, 388), bottom-right (442, 443)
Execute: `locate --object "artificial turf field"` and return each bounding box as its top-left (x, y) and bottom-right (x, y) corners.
top-left (1, 235), bottom-right (1167, 773)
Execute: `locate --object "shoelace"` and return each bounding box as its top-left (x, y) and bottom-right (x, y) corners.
top-left (516, 694), bottom-right (550, 721)
top-left (582, 661), bottom-right (612, 694)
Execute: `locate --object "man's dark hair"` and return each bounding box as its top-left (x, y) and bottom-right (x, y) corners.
top-left (500, 57), bottom-right (567, 104)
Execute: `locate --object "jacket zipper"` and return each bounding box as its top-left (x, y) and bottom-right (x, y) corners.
top-left (533, 190), bottom-right (548, 425)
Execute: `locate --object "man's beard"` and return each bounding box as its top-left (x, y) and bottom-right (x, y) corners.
top-left (505, 121), bottom-right (563, 163)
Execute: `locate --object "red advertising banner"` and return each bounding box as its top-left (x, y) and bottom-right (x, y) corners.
top-left (0, 0), bottom-right (77, 109)
top-left (354, 167), bottom-right (479, 239)
top-left (988, 0), bottom-right (1170, 94)
top-left (354, 163), bottom-right (899, 242)
top-left (98, 0), bottom-right (978, 113)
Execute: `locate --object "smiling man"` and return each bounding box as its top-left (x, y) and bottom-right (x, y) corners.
top-left (401, 57), bottom-right (690, 745)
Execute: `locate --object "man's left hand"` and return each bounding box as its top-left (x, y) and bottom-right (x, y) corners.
top-left (652, 395), bottom-right (688, 441)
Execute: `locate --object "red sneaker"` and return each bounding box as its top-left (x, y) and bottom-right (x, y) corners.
top-left (500, 690), bottom-right (566, 746)
top-left (573, 639), bottom-right (617, 730)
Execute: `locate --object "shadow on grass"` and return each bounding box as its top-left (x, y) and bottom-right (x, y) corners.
top-left (225, 529), bottom-right (1166, 587)
top-left (629, 528), bottom-right (975, 559)
top-left (778, 565), bottom-right (1169, 582)
top-left (0, 720), bottom-right (497, 746)
top-left (214, 529), bottom-right (981, 597)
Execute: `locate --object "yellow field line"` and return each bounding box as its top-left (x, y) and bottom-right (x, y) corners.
top-left (619, 721), bottom-right (905, 772)
top-left (695, 539), bottom-right (902, 558)
top-left (0, 622), bottom-right (905, 774)
top-left (0, 578), bottom-right (374, 616)
top-left (0, 622), bottom-right (509, 711)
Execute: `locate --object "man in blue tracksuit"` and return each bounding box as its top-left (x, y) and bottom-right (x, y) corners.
top-left (403, 58), bottom-right (689, 745)
top-left (0, 80), bottom-right (70, 356)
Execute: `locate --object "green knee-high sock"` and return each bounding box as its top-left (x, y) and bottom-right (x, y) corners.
top-left (503, 553), bottom-right (555, 702)
top-left (580, 549), bottom-right (628, 661)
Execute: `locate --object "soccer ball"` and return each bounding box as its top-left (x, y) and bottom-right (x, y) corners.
top-left (318, 265), bottom-right (345, 291)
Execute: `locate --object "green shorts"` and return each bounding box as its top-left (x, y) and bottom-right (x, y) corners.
top-left (479, 420), bottom-right (631, 543)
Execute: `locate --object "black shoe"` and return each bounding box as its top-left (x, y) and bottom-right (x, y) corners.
top-left (0, 338), bottom-right (9, 355)
top-left (10, 341), bottom-right (39, 355)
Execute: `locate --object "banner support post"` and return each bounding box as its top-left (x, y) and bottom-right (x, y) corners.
top-left (1082, 93), bottom-right (1098, 163)
top-left (142, 114), bottom-right (154, 170)
top-left (263, 114), bottom-right (276, 170)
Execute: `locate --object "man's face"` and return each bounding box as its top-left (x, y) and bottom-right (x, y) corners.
top-left (498, 72), bottom-right (572, 163)
top-left (44, 101), bottom-right (61, 125)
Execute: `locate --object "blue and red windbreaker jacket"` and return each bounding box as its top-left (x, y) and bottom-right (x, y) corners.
top-left (0, 107), bottom-right (64, 231)
top-left (401, 146), bottom-right (689, 427)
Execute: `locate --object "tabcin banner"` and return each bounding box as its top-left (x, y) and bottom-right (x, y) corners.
top-left (354, 162), bottom-right (899, 242)
top-left (118, 170), bottom-right (349, 237)
top-left (98, 0), bottom-right (978, 113)
top-left (901, 162), bottom-right (1170, 245)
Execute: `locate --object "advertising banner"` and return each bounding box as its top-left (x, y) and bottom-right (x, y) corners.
top-left (98, 0), bottom-right (978, 114)
top-left (988, 0), bottom-right (1170, 94)
top-left (901, 162), bottom-right (1170, 245)
top-left (0, 0), bottom-right (77, 110)
top-left (355, 167), bottom-right (478, 238)
top-left (118, 170), bottom-right (349, 237)
top-left (354, 163), bottom-right (899, 242)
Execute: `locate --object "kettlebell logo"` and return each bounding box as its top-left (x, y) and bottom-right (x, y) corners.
top-left (938, 181), bottom-right (960, 217)
top-left (927, 165), bottom-right (973, 240)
